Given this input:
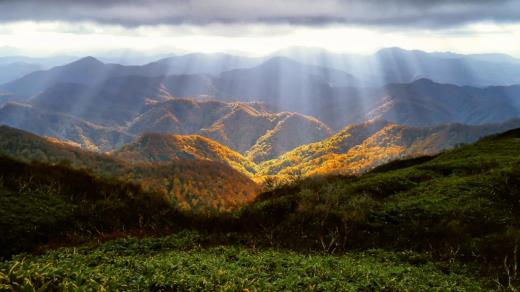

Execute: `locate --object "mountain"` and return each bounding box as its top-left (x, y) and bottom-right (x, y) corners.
top-left (372, 47), bottom-right (520, 86)
top-left (0, 55), bottom-right (361, 116)
top-left (113, 133), bottom-right (258, 177)
top-left (3, 52), bottom-right (520, 140)
top-left (244, 112), bottom-right (332, 162)
top-left (0, 54), bottom-right (259, 100)
top-left (4, 75), bottom-right (520, 160)
top-left (0, 62), bottom-right (41, 84)
top-left (212, 76), bottom-right (520, 130)
top-left (132, 98), bottom-right (333, 160)
top-left (364, 79), bottom-right (520, 126)
top-left (94, 50), bottom-right (176, 65)
top-left (303, 78), bottom-right (520, 130)
top-left (142, 53), bottom-right (262, 75)
top-left (128, 98), bottom-right (240, 135)
top-left (0, 126), bottom-right (259, 211)
top-left (215, 57), bottom-right (359, 113)
top-left (275, 46), bottom-right (520, 86)
top-left (29, 74), bottom-right (221, 127)
top-left (0, 93), bottom-right (17, 107)
top-left (5, 48), bottom-right (520, 98)
top-left (1, 93), bottom-right (332, 160)
top-left (467, 53), bottom-right (520, 64)
top-left (0, 102), bottom-right (134, 151)
top-left (0, 56), bottom-right (214, 100)
top-left (259, 118), bottom-right (520, 177)
top-left (0, 124), bottom-right (121, 173)
top-left (2, 124), bottom-right (519, 289)
top-left (1, 57), bottom-right (110, 98)
top-left (31, 79), bottom-right (163, 126)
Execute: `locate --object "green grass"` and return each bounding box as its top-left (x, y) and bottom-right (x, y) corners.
top-left (0, 232), bottom-right (496, 291)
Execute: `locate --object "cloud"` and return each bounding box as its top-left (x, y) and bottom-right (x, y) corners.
top-left (0, 0), bottom-right (518, 28)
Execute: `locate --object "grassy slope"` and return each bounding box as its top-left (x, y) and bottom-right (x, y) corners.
top-left (0, 232), bottom-right (494, 291)
top-left (0, 155), bottom-right (175, 258)
top-left (241, 129), bottom-right (520, 267)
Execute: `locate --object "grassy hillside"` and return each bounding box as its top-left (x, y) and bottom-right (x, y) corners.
top-left (0, 155), bottom-right (174, 258)
top-left (239, 128), bottom-right (520, 281)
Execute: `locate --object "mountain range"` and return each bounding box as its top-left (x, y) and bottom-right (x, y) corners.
top-left (0, 94), bottom-right (332, 159)
top-left (274, 47), bottom-right (520, 86)
top-left (2, 112), bottom-right (520, 185)
top-left (4, 47), bottom-right (520, 89)
top-left (0, 47), bottom-right (520, 191)
top-left (2, 51), bottom-right (520, 133)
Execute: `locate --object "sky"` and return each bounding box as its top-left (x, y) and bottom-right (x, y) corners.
top-left (0, 0), bottom-right (519, 57)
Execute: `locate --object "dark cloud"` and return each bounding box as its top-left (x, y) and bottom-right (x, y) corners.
top-left (0, 0), bottom-right (518, 27)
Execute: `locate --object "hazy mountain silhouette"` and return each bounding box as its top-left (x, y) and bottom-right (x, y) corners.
top-left (276, 46), bottom-right (520, 86)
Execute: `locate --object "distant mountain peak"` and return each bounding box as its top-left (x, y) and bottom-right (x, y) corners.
top-left (375, 47), bottom-right (408, 55)
top-left (411, 78), bottom-right (437, 85)
top-left (375, 47), bottom-right (431, 58)
top-left (385, 77), bottom-right (440, 88)
top-left (407, 78), bottom-right (460, 88)
top-left (69, 56), bottom-right (103, 66)
top-left (261, 56), bottom-right (301, 66)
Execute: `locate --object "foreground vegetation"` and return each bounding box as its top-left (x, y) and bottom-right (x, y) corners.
top-left (0, 232), bottom-right (497, 291)
top-left (238, 129), bottom-right (520, 287)
top-left (0, 155), bottom-right (178, 258)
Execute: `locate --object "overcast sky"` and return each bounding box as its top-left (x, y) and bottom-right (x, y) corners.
top-left (0, 0), bottom-right (519, 57)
